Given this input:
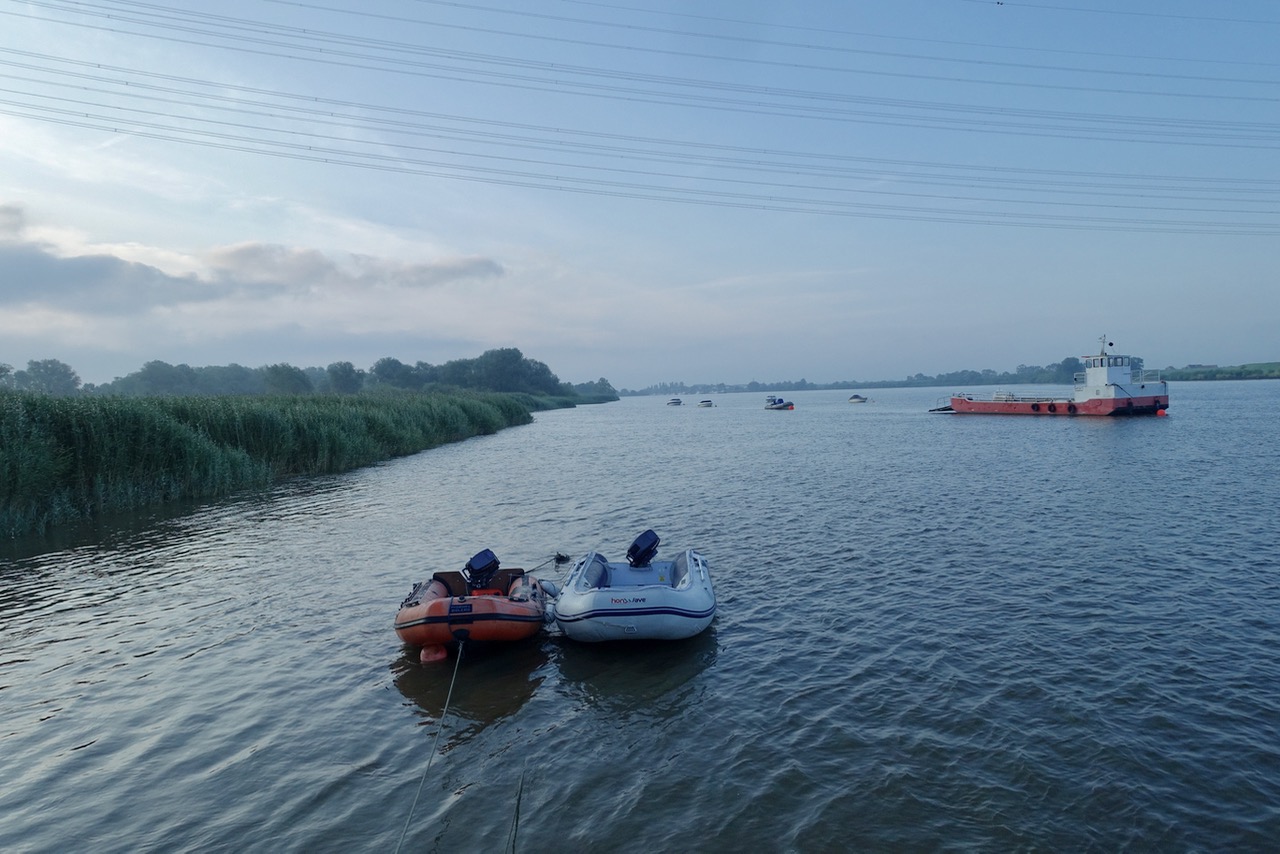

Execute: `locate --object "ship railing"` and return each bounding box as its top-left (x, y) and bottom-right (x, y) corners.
top-left (985, 390), bottom-right (1064, 402)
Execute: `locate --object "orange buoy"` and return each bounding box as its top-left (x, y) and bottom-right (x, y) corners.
top-left (1156, 409), bottom-right (1167, 417)
top-left (419, 644), bottom-right (448, 664)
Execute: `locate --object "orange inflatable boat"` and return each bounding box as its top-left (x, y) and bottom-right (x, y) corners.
top-left (394, 549), bottom-right (550, 662)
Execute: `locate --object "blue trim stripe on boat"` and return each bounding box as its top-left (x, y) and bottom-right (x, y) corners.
top-left (555, 605), bottom-right (715, 624)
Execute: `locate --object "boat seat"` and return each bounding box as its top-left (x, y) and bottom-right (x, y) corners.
top-left (431, 570), bottom-right (469, 597)
top-left (580, 553), bottom-right (610, 589)
top-left (487, 567), bottom-right (525, 596)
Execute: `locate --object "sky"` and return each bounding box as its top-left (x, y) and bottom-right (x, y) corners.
top-left (1, 0), bottom-right (1277, 390)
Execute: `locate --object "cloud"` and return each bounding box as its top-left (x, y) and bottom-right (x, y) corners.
top-left (0, 220), bottom-right (520, 382)
top-left (0, 225), bottom-right (507, 313)
top-left (204, 242), bottom-right (504, 292)
top-left (0, 203), bottom-right (24, 237)
top-left (0, 242), bottom-right (222, 312)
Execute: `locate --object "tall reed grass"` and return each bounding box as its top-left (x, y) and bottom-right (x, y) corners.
top-left (0, 390), bottom-right (534, 537)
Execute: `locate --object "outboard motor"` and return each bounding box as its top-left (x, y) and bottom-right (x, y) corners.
top-left (626, 529), bottom-right (660, 567)
top-left (464, 548), bottom-right (500, 589)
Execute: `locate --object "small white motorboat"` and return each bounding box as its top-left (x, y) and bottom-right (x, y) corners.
top-left (698, 399), bottom-right (715, 407)
top-left (552, 530), bottom-right (716, 642)
top-left (667, 397), bottom-right (683, 405)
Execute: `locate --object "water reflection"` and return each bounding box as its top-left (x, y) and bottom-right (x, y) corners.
top-left (0, 474), bottom-right (356, 563)
top-left (390, 641), bottom-right (549, 748)
top-left (552, 629), bottom-right (720, 714)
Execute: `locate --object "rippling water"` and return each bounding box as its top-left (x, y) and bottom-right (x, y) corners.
top-left (4, 382), bottom-right (1280, 852)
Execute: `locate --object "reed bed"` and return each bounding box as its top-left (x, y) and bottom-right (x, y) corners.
top-left (0, 390), bottom-right (534, 537)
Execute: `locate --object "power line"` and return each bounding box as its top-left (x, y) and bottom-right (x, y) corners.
top-left (573, 0), bottom-right (1280, 33)
top-left (2, 1), bottom-right (1276, 235)
top-left (5, 49), bottom-right (1279, 201)
top-left (953, 0), bottom-right (1280, 27)
top-left (12, 0), bottom-right (1280, 106)
top-left (4, 95), bottom-right (1276, 235)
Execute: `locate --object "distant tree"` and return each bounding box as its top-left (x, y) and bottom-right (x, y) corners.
top-left (0, 362), bottom-right (12, 388)
top-left (135, 360), bottom-right (199, 395)
top-left (326, 361), bottom-right (365, 394)
top-left (414, 361), bottom-right (441, 386)
top-left (524, 356), bottom-right (564, 395)
top-left (93, 360), bottom-right (251, 396)
top-left (473, 347), bottom-right (525, 391)
top-left (15, 359), bottom-right (81, 395)
top-left (370, 357), bottom-right (421, 389)
top-left (436, 356), bottom-right (476, 388)
top-left (574, 377), bottom-right (617, 397)
top-left (195, 364), bottom-right (263, 395)
top-left (263, 363), bottom-right (312, 394)
top-left (1055, 357), bottom-right (1083, 383)
top-left (304, 367), bottom-right (330, 393)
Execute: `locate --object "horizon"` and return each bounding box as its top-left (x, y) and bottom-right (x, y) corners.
top-left (6, 349), bottom-right (1274, 394)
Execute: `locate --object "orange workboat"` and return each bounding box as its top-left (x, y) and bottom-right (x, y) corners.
top-left (932, 336), bottom-right (1169, 417)
top-left (394, 549), bottom-right (551, 662)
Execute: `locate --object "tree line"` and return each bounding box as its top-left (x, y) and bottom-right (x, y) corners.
top-left (621, 356), bottom-right (1280, 395)
top-left (622, 357), bottom-right (1091, 395)
top-left (1160, 362), bottom-right (1280, 381)
top-left (0, 348), bottom-right (618, 401)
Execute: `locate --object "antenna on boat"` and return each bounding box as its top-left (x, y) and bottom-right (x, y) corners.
top-left (1099, 334), bottom-right (1109, 355)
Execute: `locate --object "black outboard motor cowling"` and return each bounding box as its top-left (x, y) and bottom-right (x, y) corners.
top-left (626, 529), bottom-right (660, 567)
top-left (464, 548), bottom-right (500, 588)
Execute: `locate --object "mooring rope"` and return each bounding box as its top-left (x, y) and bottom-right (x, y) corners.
top-left (394, 641), bottom-right (465, 854)
top-left (529, 552), bottom-right (571, 573)
top-left (505, 765), bottom-right (527, 854)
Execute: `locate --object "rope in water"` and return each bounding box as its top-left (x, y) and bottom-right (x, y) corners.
top-left (394, 641), bottom-right (465, 854)
top-left (505, 765), bottom-right (527, 854)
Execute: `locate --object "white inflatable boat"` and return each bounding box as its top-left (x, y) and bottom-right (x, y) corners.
top-left (552, 530), bottom-right (716, 642)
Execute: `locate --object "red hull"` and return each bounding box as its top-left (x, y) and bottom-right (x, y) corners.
top-left (948, 395), bottom-right (1167, 416)
top-left (394, 572), bottom-right (547, 646)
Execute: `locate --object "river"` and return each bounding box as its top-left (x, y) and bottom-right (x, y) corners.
top-left (3, 381), bottom-right (1279, 852)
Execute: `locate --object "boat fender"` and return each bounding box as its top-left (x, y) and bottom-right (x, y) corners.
top-left (420, 644), bottom-right (448, 664)
top-left (1067, 404), bottom-right (1077, 414)
top-left (1031, 403), bottom-right (1040, 412)
top-left (1047, 403), bottom-right (1056, 413)
top-left (540, 580), bottom-right (559, 599)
